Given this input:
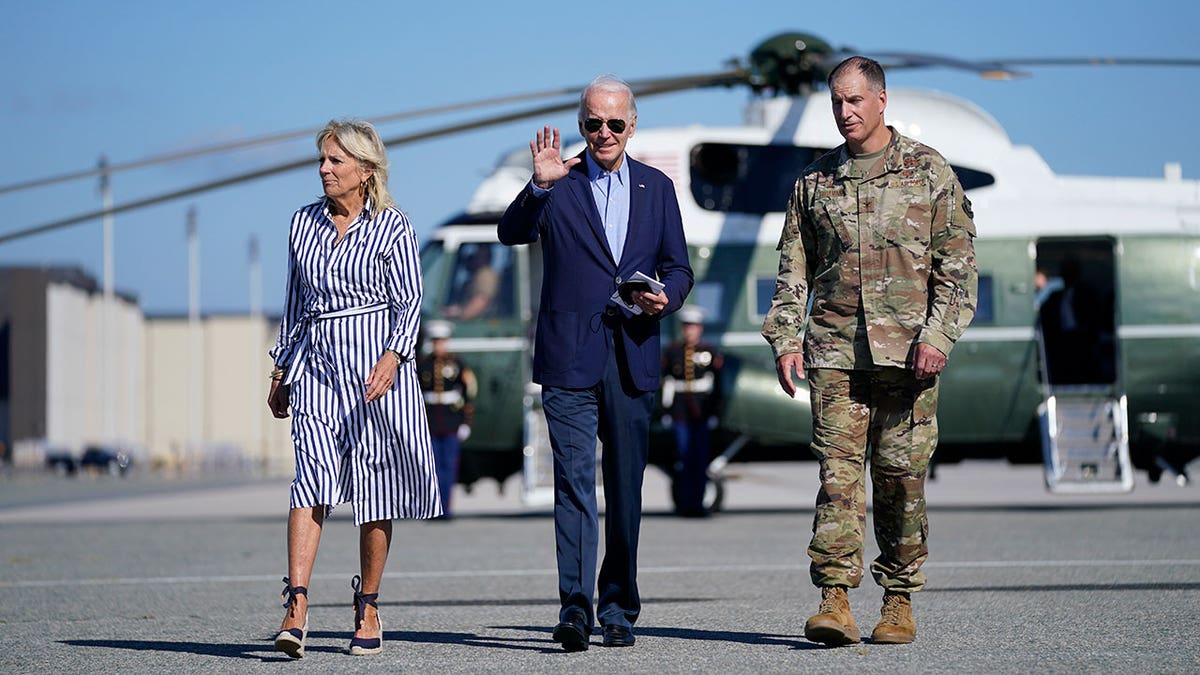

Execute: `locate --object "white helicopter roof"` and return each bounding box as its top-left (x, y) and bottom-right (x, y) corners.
top-left (749, 87), bottom-right (1017, 168)
top-left (459, 88), bottom-right (1200, 245)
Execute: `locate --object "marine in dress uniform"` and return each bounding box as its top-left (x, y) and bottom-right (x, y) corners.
top-left (661, 306), bottom-right (723, 517)
top-left (416, 320), bottom-right (476, 518)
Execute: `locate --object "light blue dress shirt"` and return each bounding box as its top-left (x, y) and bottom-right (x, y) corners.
top-left (530, 152), bottom-right (631, 263)
top-left (584, 152), bottom-right (630, 264)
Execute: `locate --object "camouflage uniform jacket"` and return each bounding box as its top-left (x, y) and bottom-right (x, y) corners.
top-left (761, 128), bottom-right (978, 369)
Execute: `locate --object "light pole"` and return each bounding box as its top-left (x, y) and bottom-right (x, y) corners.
top-left (99, 156), bottom-right (115, 446)
top-left (186, 206), bottom-right (201, 465)
top-left (249, 235), bottom-right (265, 470)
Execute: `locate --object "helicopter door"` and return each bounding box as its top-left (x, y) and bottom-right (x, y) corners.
top-left (1034, 238), bottom-right (1132, 493)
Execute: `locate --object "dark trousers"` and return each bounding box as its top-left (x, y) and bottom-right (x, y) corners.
top-left (673, 421), bottom-right (711, 514)
top-left (541, 327), bottom-right (653, 631)
top-left (430, 433), bottom-right (461, 516)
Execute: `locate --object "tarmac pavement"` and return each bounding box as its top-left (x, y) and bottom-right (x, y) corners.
top-left (1, 460), bottom-right (1197, 673)
top-left (1, 458), bottom-right (1196, 522)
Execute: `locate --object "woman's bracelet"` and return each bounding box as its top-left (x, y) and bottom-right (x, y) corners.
top-left (270, 366), bottom-right (286, 380)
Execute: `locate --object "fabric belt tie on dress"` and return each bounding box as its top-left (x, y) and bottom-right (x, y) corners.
top-left (284, 303), bottom-right (389, 385)
top-left (314, 302), bottom-right (388, 321)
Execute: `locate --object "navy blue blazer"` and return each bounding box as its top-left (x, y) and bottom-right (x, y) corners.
top-left (498, 153), bottom-right (693, 392)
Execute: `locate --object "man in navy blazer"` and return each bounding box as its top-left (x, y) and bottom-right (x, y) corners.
top-left (498, 74), bottom-right (693, 651)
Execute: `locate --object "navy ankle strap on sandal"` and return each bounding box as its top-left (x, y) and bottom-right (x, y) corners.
top-left (280, 576), bottom-right (309, 608)
top-left (274, 576), bottom-right (310, 659)
top-left (348, 574), bottom-right (383, 655)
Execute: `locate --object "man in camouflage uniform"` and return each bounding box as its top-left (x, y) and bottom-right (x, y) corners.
top-left (417, 320), bottom-right (476, 519)
top-left (761, 56), bottom-right (977, 646)
top-left (661, 306), bottom-right (724, 517)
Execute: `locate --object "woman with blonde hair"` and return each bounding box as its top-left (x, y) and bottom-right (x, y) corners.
top-left (267, 118), bottom-right (440, 658)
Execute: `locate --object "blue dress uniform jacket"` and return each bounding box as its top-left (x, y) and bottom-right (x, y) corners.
top-left (663, 340), bottom-right (724, 423)
top-left (497, 153), bottom-right (693, 391)
top-left (417, 353), bottom-right (474, 437)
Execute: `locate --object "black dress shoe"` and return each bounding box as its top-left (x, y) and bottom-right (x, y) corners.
top-left (552, 610), bottom-right (590, 652)
top-left (602, 624), bottom-right (635, 647)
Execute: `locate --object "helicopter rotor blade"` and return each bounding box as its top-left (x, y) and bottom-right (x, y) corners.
top-left (988, 57), bottom-right (1200, 68)
top-left (0, 70), bottom-right (747, 198)
top-left (628, 68), bottom-right (751, 94)
top-left (0, 99), bottom-right (576, 245)
top-left (866, 51), bottom-right (1031, 79)
top-left (0, 86), bottom-right (590, 196)
top-left (867, 53), bottom-right (1200, 80)
top-left (0, 69), bottom-right (747, 246)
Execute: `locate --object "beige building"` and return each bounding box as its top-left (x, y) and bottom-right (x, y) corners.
top-left (144, 314), bottom-right (294, 475)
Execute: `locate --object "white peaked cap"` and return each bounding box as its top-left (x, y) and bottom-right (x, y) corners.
top-left (425, 320), bottom-right (454, 339)
top-left (677, 306), bottom-right (705, 324)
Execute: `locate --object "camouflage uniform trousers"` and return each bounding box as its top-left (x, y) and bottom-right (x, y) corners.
top-left (806, 367), bottom-right (938, 592)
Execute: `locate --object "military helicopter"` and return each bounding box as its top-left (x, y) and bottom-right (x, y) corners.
top-left (415, 33), bottom-right (1200, 508)
top-left (5, 33), bottom-right (1197, 509)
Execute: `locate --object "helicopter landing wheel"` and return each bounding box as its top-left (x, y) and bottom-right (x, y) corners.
top-left (703, 475), bottom-right (726, 514)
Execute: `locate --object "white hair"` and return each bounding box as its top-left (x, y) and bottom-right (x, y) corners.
top-left (578, 74), bottom-right (637, 121)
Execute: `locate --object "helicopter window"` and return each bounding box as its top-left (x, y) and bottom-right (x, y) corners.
top-left (754, 276), bottom-right (776, 317)
top-left (690, 143), bottom-right (821, 214)
top-left (689, 282), bottom-right (724, 323)
top-left (975, 275), bottom-right (994, 324)
top-left (418, 240), bottom-right (449, 318)
top-left (689, 143), bottom-right (995, 214)
top-left (952, 166), bottom-right (996, 191)
top-left (440, 242), bottom-right (515, 321)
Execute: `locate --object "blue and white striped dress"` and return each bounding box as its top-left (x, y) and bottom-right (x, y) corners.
top-left (271, 198), bottom-right (442, 524)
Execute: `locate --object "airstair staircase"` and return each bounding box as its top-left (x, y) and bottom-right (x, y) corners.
top-left (1039, 388), bottom-right (1133, 493)
top-left (1035, 315), bottom-right (1133, 493)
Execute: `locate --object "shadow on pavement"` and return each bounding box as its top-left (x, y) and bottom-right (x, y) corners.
top-left (635, 626), bottom-right (819, 650)
top-left (304, 596), bottom-right (722, 610)
top-left (58, 639), bottom-right (327, 661)
top-left (61, 633), bottom-right (562, 658)
top-left (384, 630), bottom-right (560, 653)
top-left (490, 624), bottom-right (820, 650)
top-left (57, 622), bottom-right (842, 658)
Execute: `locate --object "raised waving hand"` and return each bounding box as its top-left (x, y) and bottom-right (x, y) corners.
top-left (531, 126), bottom-right (581, 189)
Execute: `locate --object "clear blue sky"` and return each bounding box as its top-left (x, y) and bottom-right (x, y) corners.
top-left (3, 0), bottom-right (1197, 315)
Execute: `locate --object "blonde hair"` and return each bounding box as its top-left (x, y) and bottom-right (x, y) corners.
top-left (316, 118), bottom-right (394, 211)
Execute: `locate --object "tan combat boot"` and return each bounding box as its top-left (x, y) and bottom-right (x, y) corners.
top-left (870, 590), bottom-right (916, 644)
top-left (803, 586), bottom-right (861, 645)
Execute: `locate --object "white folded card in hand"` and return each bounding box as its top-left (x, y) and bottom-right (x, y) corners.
top-left (610, 271), bottom-right (665, 315)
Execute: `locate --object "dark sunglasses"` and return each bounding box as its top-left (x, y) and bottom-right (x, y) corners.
top-left (582, 117), bottom-right (627, 134)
